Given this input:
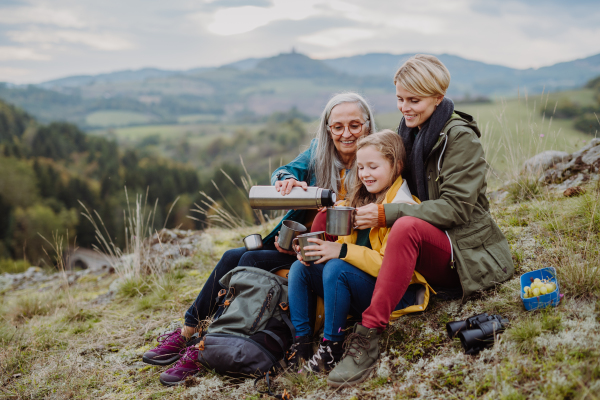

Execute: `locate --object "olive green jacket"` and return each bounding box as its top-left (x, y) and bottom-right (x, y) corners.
top-left (384, 111), bottom-right (514, 300)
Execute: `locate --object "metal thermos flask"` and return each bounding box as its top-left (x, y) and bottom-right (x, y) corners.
top-left (249, 186), bottom-right (337, 210)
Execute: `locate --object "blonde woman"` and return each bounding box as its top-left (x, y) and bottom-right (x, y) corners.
top-left (327, 55), bottom-right (514, 388)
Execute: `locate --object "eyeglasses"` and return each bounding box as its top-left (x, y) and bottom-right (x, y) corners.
top-left (328, 121), bottom-right (367, 136)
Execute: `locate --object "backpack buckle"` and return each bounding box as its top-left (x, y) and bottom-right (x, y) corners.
top-left (279, 302), bottom-right (289, 311)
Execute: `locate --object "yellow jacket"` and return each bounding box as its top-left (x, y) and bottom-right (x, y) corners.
top-left (336, 175), bottom-right (436, 319)
top-left (336, 175), bottom-right (419, 277)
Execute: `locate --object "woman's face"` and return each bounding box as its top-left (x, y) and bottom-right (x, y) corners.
top-left (328, 102), bottom-right (369, 162)
top-left (396, 83), bottom-right (443, 129)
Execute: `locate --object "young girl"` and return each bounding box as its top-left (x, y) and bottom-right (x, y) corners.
top-left (287, 130), bottom-right (432, 373)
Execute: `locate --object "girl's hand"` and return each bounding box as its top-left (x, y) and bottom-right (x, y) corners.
top-left (275, 179), bottom-right (308, 195)
top-left (274, 234), bottom-right (296, 255)
top-left (302, 238), bottom-right (342, 264)
top-left (355, 203), bottom-right (379, 229)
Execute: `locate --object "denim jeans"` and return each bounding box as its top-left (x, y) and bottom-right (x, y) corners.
top-left (184, 246), bottom-right (296, 327)
top-left (288, 259), bottom-right (417, 341)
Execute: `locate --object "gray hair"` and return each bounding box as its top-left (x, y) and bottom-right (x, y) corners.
top-left (311, 92), bottom-right (377, 195)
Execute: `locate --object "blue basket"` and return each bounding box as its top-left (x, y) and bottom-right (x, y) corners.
top-left (520, 267), bottom-right (561, 311)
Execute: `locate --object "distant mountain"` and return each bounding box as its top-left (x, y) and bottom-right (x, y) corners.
top-left (223, 57), bottom-right (261, 71)
top-left (39, 68), bottom-right (182, 89)
top-left (253, 52), bottom-right (339, 78)
top-left (0, 51), bottom-right (599, 127)
top-left (321, 52), bottom-right (600, 94)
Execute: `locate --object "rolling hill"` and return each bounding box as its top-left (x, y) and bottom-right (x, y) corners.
top-left (0, 51), bottom-right (599, 128)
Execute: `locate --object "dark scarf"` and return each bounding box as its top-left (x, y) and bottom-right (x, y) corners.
top-left (397, 97), bottom-right (454, 201)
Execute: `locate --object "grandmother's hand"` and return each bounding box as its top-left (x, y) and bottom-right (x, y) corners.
top-left (275, 179), bottom-right (308, 195)
top-left (354, 203), bottom-right (380, 229)
top-left (274, 234), bottom-right (296, 255)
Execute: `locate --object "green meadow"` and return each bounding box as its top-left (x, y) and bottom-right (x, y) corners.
top-left (91, 88), bottom-right (595, 188)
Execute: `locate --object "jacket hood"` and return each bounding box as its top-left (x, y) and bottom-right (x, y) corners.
top-left (454, 110), bottom-right (481, 138)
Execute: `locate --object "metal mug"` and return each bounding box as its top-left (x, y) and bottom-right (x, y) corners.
top-left (278, 220), bottom-right (307, 251)
top-left (243, 234), bottom-right (263, 251)
top-left (293, 231), bottom-right (326, 262)
top-left (326, 206), bottom-right (355, 236)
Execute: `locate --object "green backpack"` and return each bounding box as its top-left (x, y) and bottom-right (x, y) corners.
top-left (197, 266), bottom-right (295, 390)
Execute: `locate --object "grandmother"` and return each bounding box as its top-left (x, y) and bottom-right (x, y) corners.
top-left (327, 55), bottom-right (514, 388)
top-left (143, 92), bottom-right (377, 386)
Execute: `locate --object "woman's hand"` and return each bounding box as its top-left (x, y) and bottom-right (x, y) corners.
top-left (275, 179), bottom-right (308, 195)
top-left (318, 199), bottom-right (344, 213)
top-left (302, 238), bottom-right (342, 265)
top-left (355, 203), bottom-right (380, 229)
top-left (274, 234), bottom-right (296, 255)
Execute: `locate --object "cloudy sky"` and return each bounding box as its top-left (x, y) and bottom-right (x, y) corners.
top-left (1, 0), bottom-right (599, 83)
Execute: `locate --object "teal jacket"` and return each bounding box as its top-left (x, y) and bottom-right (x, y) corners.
top-left (263, 139), bottom-right (318, 245)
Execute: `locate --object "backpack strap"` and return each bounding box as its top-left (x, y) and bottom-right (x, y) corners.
top-left (254, 371), bottom-right (292, 400)
top-left (262, 330), bottom-right (286, 353)
top-left (280, 309), bottom-right (296, 338)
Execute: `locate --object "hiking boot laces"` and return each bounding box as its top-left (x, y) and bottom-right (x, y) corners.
top-left (305, 343), bottom-right (335, 372)
top-left (343, 332), bottom-right (370, 360)
top-left (172, 346), bottom-right (201, 369)
top-left (287, 342), bottom-right (300, 362)
top-left (157, 330), bottom-right (185, 347)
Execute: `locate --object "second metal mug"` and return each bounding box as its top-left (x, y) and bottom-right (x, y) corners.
top-left (326, 206), bottom-right (355, 236)
top-left (278, 220), bottom-right (307, 251)
top-left (243, 234), bottom-right (263, 251)
top-left (293, 231), bottom-right (326, 262)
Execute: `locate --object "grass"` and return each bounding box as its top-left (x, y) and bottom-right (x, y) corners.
top-left (1, 189), bottom-right (600, 398)
top-left (0, 259), bottom-right (31, 274)
top-left (376, 89), bottom-right (591, 182)
top-left (2, 89), bottom-right (600, 398)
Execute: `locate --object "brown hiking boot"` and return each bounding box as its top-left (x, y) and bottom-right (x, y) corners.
top-left (326, 324), bottom-right (380, 388)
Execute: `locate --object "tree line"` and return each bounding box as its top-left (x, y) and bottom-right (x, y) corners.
top-left (0, 99), bottom-right (203, 267)
top-left (549, 75), bottom-right (600, 134)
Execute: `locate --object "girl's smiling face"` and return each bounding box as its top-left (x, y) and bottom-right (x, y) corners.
top-left (357, 145), bottom-right (396, 194)
top-left (396, 83), bottom-right (443, 129)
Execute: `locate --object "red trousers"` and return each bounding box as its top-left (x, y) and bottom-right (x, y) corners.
top-left (361, 216), bottom-right (461, 332)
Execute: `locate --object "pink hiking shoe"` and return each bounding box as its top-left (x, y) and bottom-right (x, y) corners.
top-left (159, 346), bottom-right (204, 386)
top-left (143, 330), bottom-right (191, 366)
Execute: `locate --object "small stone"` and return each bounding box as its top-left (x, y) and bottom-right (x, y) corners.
top-left (563, 186), bottom-right (586, 197)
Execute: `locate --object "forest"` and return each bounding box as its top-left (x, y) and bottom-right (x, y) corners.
top-left (0, 99), bottom-right (205, 269)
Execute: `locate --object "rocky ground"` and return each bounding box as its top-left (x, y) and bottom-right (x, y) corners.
top-left (1, 141), bottom-right (600, 399)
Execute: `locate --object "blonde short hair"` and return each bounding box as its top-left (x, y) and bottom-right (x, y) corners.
top-left (393, 54), bottom-right (451, 97)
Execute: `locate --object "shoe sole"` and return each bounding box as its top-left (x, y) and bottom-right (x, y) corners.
top-left (326, 367), bottom-right (374, 388)
top-left (159, 371), bottom-right (202, 387)
top-left (142, 354), bottom-right (181, 366)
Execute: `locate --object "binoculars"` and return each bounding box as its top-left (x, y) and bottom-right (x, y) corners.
top-left (446, 313), bottom-right (509, 355)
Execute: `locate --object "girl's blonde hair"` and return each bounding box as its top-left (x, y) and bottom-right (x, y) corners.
top-left (393, 54), bottom-right (450, 97)
top-left (348, 130), bottom-right (406, 208)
